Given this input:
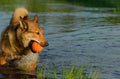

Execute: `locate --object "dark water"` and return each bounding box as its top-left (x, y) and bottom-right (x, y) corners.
top-left (0, 1), bottom-right (120, 79)
top-left (0, 66), bottom-right (37, 79)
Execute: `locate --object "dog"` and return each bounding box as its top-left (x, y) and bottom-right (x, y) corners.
top-left (0, 7), bottom-right (48, 71)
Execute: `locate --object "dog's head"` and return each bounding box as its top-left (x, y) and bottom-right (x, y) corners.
top-left (15, 15), bottom-right (48, 53)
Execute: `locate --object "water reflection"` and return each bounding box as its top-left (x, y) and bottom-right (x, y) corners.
top-left (105, 16), bottom-right (120, 24)
top-left (0, 66), bottom-right (38, 79)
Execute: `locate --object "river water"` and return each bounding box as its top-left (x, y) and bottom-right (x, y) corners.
top-left (0, 2), bottom-right (120, 79)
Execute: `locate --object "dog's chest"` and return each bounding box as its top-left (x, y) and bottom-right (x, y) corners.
top-left (11, 52), bottom-right (39, 71)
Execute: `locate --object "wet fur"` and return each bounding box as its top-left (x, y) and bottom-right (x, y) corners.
top-left (0, 8), bottom-right (48, 70)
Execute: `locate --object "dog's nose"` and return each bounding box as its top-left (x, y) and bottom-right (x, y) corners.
top-left (41, 41), bottom-right (49, 47)
top-left (44, 42), bottom-right (49, 47)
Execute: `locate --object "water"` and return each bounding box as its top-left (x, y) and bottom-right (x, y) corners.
top-left (0, 1), bottom-right (120, 79)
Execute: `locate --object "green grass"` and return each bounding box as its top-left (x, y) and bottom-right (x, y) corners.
top-left (37, 64), bottom-right (100, 79)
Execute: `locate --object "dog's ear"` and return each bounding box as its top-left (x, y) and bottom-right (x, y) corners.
top-left (33, 15), bottom-right (38, 23)
top-left (19, 16), bottom-right (28, 31)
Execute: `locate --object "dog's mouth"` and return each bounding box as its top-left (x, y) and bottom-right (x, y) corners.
top-left (29, 40), bottom-right (44, 53)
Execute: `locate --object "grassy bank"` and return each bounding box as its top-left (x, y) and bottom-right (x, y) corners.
top-left (37, 65), bottom-right (100, 79)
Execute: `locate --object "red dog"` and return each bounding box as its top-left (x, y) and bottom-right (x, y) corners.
top-left (0, 7), bottom-right (48, 71)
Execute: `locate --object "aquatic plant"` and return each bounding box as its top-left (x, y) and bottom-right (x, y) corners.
top-left (37, 64), bottom-right (100, 79)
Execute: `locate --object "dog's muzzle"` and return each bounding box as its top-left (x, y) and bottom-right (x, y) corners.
top-left (29, 40), bottom-right (48, 53)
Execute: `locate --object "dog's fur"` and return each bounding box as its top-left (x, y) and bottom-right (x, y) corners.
top-left (0, 7), bottom-right (48, 70)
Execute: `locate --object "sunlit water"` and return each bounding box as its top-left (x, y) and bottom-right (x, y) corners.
top-left (0, 3), bottom-right (120, 79)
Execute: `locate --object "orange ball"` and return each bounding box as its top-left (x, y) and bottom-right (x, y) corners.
top-left (31, 41), bottom-right (44, 53)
